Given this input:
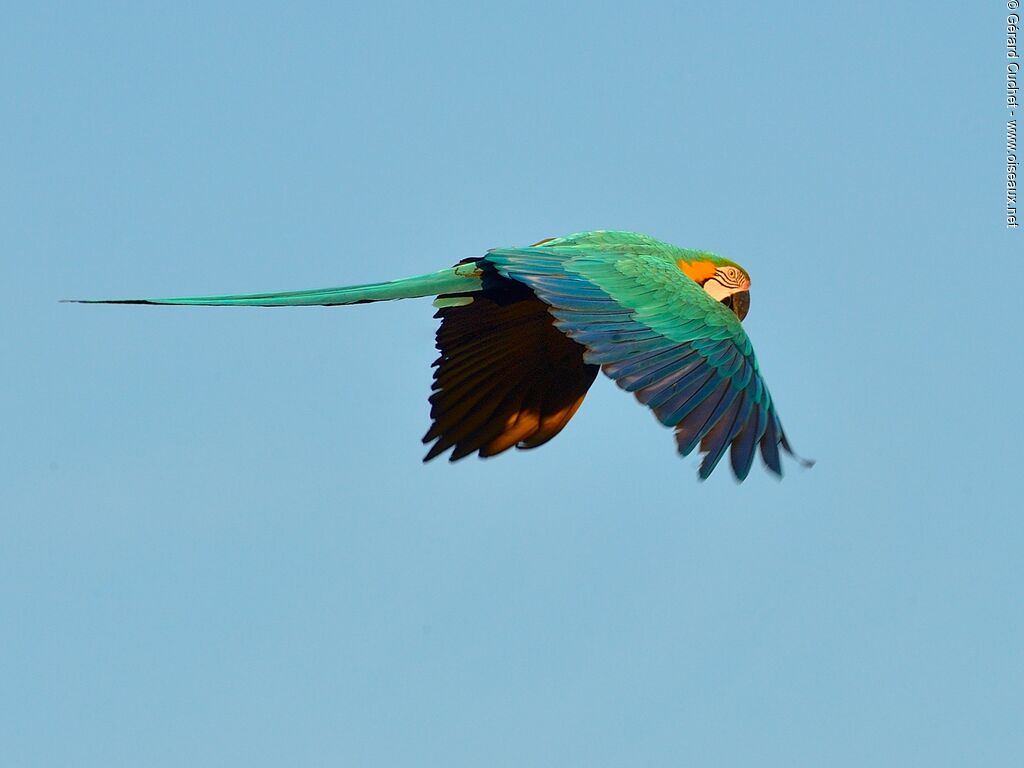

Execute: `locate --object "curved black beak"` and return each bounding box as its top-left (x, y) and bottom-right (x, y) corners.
top-left (722, 290), bottom-right (750, 321)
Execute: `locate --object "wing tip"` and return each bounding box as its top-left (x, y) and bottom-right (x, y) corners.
top-left (780, 430), bottom-right (815, 469)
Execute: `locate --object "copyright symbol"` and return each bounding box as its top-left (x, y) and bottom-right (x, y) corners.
top-left (1011, 0), bottom-right (1019, 10)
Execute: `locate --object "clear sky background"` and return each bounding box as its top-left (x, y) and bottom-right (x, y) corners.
top-left (2, 3), bottom-right (1020, 766)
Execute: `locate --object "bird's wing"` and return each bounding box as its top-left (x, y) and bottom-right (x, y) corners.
top-left (485, 244), bottom-right (805, 480)
top-left (423, 278), bottom-right (599, 461)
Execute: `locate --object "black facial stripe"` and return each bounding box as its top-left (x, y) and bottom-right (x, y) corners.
top-left (714, 271), bottom-right (741, 288)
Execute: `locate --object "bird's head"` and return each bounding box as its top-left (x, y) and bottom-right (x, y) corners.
top-left (676, 253), bottom-right (751, 321)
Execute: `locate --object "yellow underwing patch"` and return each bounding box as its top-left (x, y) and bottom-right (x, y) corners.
top-left (676, 258), bottom-right (716, 284)
top-left (531, 237), bottom-right (556, 246)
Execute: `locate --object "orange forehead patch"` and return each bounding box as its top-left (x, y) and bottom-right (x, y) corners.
top-left (676, 259), bottom-right (717, 283)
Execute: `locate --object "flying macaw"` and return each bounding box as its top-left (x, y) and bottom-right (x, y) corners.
top-left (76, 230), bottom-right (811, 480)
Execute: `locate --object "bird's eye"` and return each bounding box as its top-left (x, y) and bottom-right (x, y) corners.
top-left (716, 267), bottom-right (741, 286)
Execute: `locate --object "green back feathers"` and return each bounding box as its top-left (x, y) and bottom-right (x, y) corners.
top-left (529, 231), bottom-right (750, 283)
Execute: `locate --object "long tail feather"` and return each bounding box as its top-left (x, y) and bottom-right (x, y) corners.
top-left (65, 263), bottom-right (483, 307)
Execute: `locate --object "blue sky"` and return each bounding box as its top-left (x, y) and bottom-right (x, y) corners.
top-left (2, 2), bottom-right (1019, 766)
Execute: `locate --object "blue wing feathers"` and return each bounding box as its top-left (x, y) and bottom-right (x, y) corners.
top-left (567, 325), bottom-right (660, 345)
top-left (635, 358), bottom-right (712, 407)
top-left (625, 355), bottom-right (706, 397)
top-left (580, 337), bottom-right (670, 365)
top-left (698, 397), bottom-right (747, 478)
top-left (483, 245), bottom-right (798, 480)
top-left (602, 344), bottom-right (695, 381)
top-left (759, 415), bottom-right (783, 475)
top-left (613, 349), bottom-right (702, 392)
top-left (648, 374), bottom-right (721, 425)
top-left (667, 381), bottom-right (731, 449)
top-left (677, 384), bottom-right (742, 457)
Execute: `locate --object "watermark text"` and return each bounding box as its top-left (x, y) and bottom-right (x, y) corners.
top-left (1008, 6), bottom-right (1019, 226)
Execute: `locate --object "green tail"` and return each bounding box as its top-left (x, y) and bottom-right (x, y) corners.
top-left (67, 263), bottom-right (483, 307)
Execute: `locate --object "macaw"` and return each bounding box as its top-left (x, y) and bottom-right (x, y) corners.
top-left (76, 231), bottom-right (811, 480)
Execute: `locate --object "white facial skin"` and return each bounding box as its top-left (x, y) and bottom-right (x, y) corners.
top-left (702, 266), bottom-right (750, 303)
